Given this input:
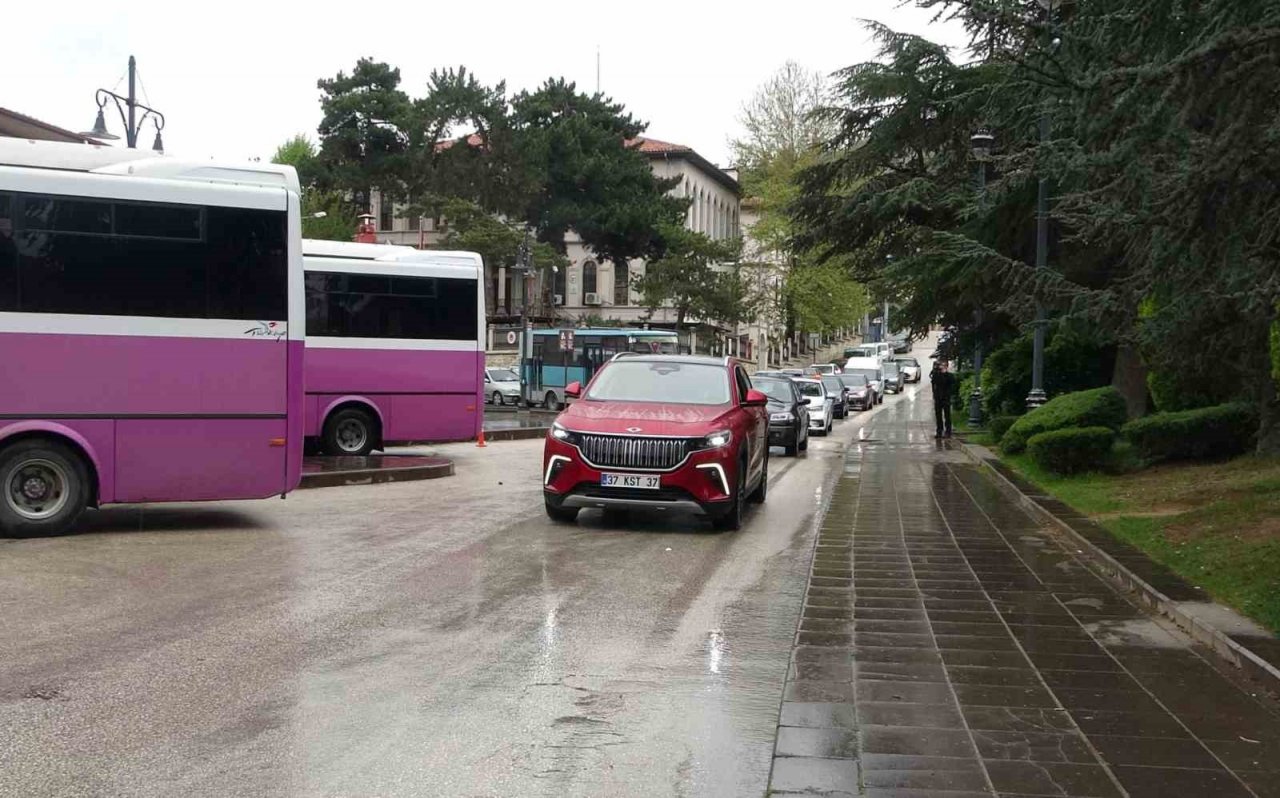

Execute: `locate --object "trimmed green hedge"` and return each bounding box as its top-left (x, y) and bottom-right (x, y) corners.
top-left (988, 415), bottom-right (1020, 442)
top-left (1122, 402), bottom-right (1257, 463)
top-left (1027, 426), bottom-right (1117, 475)
top-left (1000, 387), bottom-right (1128, 454)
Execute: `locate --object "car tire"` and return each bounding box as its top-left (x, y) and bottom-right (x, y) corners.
top-left (713, 454), bottom-right (746, 531)
top-left (0, 438), bottom-right (90, 539)
top-left (544, 391), bottom-right (561, 412)
top-left (799, 430), bottom-right (809, 452)
top-left (492, 391), bottom-right (504, 406)
top-left (748, 451), bottom-right (768, 504)
top-left (826, 419), bottom-right (833, 435)
top-left (545, 498), bottom-right (579, 523)
top-left (322, 407), bottom-right (377, 456)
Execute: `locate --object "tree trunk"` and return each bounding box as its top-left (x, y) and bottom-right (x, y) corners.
top-left (1257, 376), bottom-right (1280, 457)
top-left (1111, 341), bottom-right (1148, 419)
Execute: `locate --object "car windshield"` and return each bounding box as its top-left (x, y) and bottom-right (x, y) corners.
top-left (489, 369), bottom-right (518, 382)
top-left (586, 361), bottom-right (730, 404)
top-left (883, 363), bottom-right (900, 376)
top-left (840, 375), bottom-right (868, 388)
top-left (900, 358), bottom-right (919, 367)
top-left (822, 377), bottom-right (844, 391)
top-left (752, 378), bottom-right (793, 402)
top-left (849, 368), bottom-right (880, 381)
top-left (797, 382), bottom-right (824, 398)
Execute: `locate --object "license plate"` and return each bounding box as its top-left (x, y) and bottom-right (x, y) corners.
top-left (600, 473), bottom-right (660, 489)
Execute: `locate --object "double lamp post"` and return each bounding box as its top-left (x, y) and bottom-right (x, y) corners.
top-left (82, 56), bottom-right (165, 152)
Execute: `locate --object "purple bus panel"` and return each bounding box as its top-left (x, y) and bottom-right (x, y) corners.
top-left (304, 347), bottom-right (483, 443)
top-left (0, 331), bottom-right (295, 503)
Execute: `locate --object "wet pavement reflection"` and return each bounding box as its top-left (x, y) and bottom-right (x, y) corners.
top-left (771, 388), bottom-right (1280, 797)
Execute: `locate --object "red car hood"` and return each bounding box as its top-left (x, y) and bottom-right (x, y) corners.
top-left (558, 401), bottom-right (734, 436)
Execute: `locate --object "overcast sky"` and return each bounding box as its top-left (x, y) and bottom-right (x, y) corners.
top-left (4, 1), bottom-right (970, 168)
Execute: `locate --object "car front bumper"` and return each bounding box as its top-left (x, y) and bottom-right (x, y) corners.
top-left (768, 424), bottom-right (799, 447)
top-left (543, 436), bottom-right (736, 516)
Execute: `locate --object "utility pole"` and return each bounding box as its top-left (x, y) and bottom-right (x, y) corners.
top-left (515, 235), bottom-right (533, 407)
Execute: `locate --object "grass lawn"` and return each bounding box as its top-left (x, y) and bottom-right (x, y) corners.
top-left (1001, 452), bottom-right (1280, 634)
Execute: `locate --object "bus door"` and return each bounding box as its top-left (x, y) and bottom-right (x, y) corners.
top-left (584, 343), bottom-right (606, 382)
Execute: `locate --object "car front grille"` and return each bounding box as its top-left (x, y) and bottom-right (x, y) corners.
top-left (577, 434), bottom-right (695, 470)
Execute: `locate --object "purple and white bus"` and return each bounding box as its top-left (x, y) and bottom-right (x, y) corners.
top-left (0, 139), bottom-right (304, 537)
top-left (302, 240), bottom-right (485, 454)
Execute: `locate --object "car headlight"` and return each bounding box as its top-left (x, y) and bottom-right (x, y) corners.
top-left (769, 412), bottom-right (793, 422)
top-left (697, 429), bottom-right (733, 450)
top-left (550, 422), bottom-right (580, 445)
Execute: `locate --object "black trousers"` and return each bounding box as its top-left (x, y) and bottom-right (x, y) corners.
top-left (934, 396), bottom-right (952, 436)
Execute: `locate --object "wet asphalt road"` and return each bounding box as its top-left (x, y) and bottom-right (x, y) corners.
top-left (0, 374), bottom-right (926, 796)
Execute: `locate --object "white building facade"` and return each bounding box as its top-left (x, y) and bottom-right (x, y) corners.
top-left (367, 137), bottom-right (751, 356)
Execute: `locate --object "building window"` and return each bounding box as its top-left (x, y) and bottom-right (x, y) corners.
top-left (553, 264), bottom-right (566, 301)
top-left (378, 196), bottom-right (394, 231)
top-left (407, 214), bottom-right (420, 231)
top-left (613, 262), bottom-right (629, 305)
top-left (582, 260), bottom-right (598, 296)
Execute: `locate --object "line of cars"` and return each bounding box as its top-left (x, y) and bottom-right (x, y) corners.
top-left (537, 344), bottom-right (924, 532)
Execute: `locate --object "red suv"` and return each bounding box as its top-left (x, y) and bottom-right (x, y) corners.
top-left (542, 355), bottom-right (769, 530)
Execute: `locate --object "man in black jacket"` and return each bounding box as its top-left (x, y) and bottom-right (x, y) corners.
top-left (931, 360), bottom-right (956, 438)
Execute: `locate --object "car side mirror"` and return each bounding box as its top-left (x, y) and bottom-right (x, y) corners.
top-left (743, 389), bottom-right (768, 407)
top-left (565, 381), bottom-right (582, 399)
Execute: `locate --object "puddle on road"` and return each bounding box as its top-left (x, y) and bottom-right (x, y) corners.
top-left (1082, 618), bottom-right (1188, 649)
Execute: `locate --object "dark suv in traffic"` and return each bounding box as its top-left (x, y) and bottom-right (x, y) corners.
top-left (542, 355), bottom-right (769, 530)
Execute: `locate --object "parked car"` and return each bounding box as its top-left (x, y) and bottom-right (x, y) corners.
top-left (821, 375), bottom-right (851, 418)
top-left (844, 345), bottom-right (878, 361)
top-left (881, 360), bottom-right (905, 394)
top-left (839, 373), bottom-right (875, 410)
top-left (809, 363), bottom-right (841, 376)
top-left (752, 374), bottom-right (810, 456)
top-left (794, 378), bottom-right (834, 436)
top-left (542, 355), bottom-right (769, 530)
top-left (896, 356), bottom-right (922, 383)
top-left (484, 367), bottom-right (522, 406)
top-left (844, 365), bottom-right (885, 404)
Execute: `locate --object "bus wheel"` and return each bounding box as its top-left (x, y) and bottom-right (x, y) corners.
top-left (323, 407), bottom-right (376, 456)
top-left (0, 438), bottom-right (89, 538)
top-left (544, 391), bottom-right (561, 412)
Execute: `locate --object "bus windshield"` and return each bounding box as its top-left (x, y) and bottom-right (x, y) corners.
top-left (628, 335), bottom-right (680, 354)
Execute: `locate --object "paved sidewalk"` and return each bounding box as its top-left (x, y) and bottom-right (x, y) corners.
top-left (770, 391), bottom-right (1280, 797)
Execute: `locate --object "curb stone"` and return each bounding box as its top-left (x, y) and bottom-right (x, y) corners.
top-left (957, 439), bottom-right (1280, 696)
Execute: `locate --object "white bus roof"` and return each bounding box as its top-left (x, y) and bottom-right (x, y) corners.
top-left (301, 239), bottom-right (417, 259)
top-left (304, 245), bottom-right (483, 279)
top-left (0, 137), bottom-right (300, 194)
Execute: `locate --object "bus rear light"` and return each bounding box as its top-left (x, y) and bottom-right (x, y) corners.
top-left (269, 437), bottom-right (287, 447)
top-left (465, 404), bottom-right (476, 412)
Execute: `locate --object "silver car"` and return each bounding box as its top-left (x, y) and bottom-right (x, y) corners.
top-left (484, 367), bottom-right (522, 405)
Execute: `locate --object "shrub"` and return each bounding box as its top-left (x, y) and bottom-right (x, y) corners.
top-left (988, 415), bottom-right (1020, 442)
top-left (1000, 387), bottom-right (1128, 454)
top-left (1146, 368), bottom-right (1241, 413)
top-left (1027, 426), bottom-right (1117, 475)
top-left (1121, 402), bottom-right (1258, 463)
top-left (982, 326), bottom-right (1114, 417)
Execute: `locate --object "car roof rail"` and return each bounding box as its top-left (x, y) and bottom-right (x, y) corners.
top-left (609, 351), bottom-right (641, 362)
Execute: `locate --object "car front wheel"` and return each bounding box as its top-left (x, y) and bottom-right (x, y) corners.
top-left (713, 454), bottom-right (747, 531)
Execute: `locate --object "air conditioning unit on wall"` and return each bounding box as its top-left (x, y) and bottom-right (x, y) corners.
top-left (584, 293), bottom-right (601, 305)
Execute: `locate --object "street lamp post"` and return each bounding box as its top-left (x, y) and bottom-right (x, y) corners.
top-left (968, 129), bottom-right (995, 427)
top-left (82, 56), bottom-right (165, 152)
top-left (513, 235), bottom-right (534, 407)
top-left (1026, 0), bottom-right (1058, 410)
